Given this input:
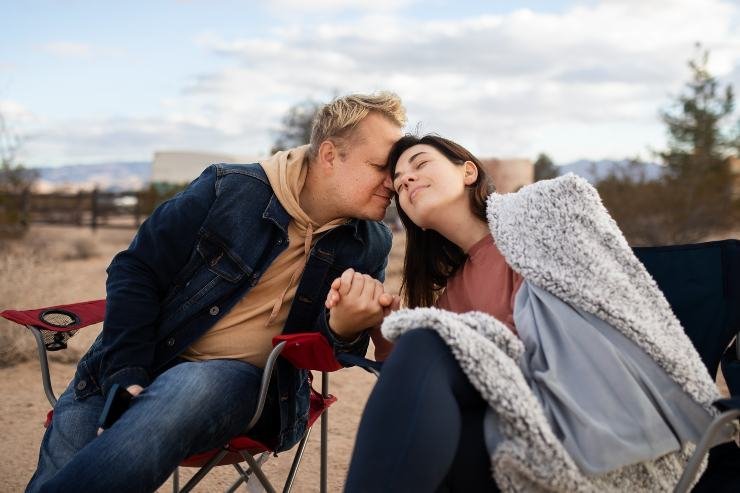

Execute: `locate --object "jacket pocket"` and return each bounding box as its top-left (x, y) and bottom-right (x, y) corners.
top-left (196, 233), bottom-right (250, 283)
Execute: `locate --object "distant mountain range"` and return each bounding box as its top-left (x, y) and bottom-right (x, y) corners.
top-left (31, 161), bottom-right (151, 192)
top-left (557, 159), bottom-right (665, 183)
top-left (27, 158), bottom-right (665, 192)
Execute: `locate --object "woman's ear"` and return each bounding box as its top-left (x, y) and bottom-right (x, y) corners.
top-left (463, 161), bottom-right (478, 186)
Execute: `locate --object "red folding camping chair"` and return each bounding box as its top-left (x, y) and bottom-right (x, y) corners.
top-left (1, 299), bottom-right (347, 493)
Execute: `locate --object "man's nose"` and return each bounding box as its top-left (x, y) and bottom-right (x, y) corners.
top-left (383, 173), bottom-right (393, 189)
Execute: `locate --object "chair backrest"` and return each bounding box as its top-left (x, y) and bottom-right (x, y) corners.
top-left (633, 240), bottom-right (740, 382)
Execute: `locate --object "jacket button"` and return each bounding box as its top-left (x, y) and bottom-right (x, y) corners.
top-left (280, 394), bottom-right (289, 402)
top-left (76, 380), bottom-right (87, 390)
top-left (209, 306), bottom-right (220, 316)
top-left (166, 337), bottom-right (175, 346)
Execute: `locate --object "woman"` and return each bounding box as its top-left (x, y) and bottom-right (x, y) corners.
top-left (328, 135), bottom-right (730, 492)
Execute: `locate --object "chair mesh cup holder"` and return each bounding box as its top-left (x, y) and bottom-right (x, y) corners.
top-left (38, 310), bottom-right (80, 351)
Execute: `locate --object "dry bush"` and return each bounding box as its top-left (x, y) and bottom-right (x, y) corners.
top-left (596, 165), bottom-right (739, 246)
top-left (0, 226), bottom-right (131, 367)
top-left (0, 244), bottom-right (55, 366)
top-left (63, 237), bottom-right (100, 260)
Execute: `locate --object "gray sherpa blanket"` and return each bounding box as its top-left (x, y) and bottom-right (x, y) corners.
top-left (380, 174), bottom-right (730, 492)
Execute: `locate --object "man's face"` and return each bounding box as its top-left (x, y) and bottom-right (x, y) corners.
top-left (332, 113), bottom-right (402, 221)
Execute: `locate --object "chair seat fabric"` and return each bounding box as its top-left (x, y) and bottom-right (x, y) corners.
top-left (179, 389), bottom-right (336, 467)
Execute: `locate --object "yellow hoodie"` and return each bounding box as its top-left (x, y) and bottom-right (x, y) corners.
top-left (182, 146), bottom-right (344, 367)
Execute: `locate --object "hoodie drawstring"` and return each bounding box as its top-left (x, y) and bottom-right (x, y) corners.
top-left (266, 223), bottom-right (314, 326)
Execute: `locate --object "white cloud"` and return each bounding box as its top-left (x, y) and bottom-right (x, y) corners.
top-left (0, 100), bottom-right (35, 123)
top-left (264, 0), bottom-right (416, 13)
top-left (21, 0), bottom-right (740, 164)
top-left (184, 1), bottom-right (738, 161)
top-left (39, 42), bottom-right (94, 57)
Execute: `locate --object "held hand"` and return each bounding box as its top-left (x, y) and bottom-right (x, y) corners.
top-left (382, 294), bottom-right (402, 317)
top-left (325, 277), bottom-right (342, 309)
top-left (328, 269), bottom-right (388, 339)
top-left (325, 275), bottom-right (400, 312)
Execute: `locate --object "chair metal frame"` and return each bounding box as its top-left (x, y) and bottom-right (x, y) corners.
top-left (10, 307), bottom-right (336, 493)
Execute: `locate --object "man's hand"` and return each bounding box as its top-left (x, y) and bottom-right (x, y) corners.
top-left (326, 268), bottom-right (400, 339)
top-left (96, 384), bottom-right (143, 436)
top-left (126, 384), bottom-right (144, 397)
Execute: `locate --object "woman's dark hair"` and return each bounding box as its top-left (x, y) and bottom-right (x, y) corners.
top-left (387, 134), bottom-right (495, 308)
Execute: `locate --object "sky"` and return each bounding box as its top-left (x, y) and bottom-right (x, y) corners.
top-left (1, 0), bottom-right (739, 167)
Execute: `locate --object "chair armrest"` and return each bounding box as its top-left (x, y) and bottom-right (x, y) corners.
top-left (674, 400), bottom-right (740, 493)
top-left (272, 333), bottom-right (344, 372)
top-left (1, 299), bottom-right (106, 406)
top-left (272, 332), bottom-right (383, 376)
top-left (335, 353), bottom-right (382, 376)
top-left (1, 299), bottom-right (106, 333)
top-left (714, 397), bottom-right (740, 412)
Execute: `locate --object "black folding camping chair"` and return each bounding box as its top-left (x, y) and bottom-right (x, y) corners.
top-left (633, 239), bottom-right (740, 492)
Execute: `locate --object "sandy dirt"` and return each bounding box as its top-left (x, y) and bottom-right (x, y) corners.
top-left (0, 225), bottom-right (403, 492)
top-left (0, 225), bottom-right (732, 492)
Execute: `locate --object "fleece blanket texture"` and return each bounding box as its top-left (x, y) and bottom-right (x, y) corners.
top-left (381, 174), bottom-right (727, 492)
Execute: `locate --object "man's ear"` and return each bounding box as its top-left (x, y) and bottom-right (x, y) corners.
top-left (463, 161), bottom-right (478, 186)
top-left (317, 140), bottom-right (337, 170)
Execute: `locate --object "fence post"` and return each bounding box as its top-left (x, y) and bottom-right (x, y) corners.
top-left (20, 189), bottom-right (30, 226)
top-left (134, 191), bottom-right (141, 227)
top-left (76, 190), bottom-right (84, 225)
top-left (91, 188), bottom-right (99, 231)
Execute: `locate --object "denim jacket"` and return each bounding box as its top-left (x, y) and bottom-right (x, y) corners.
top-left (72, 163), bottom-right (392, 451)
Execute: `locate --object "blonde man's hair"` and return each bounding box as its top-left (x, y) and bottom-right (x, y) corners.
top-left (309, 91), bottom-right (406, 159)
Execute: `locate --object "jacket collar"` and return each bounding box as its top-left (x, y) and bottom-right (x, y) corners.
top-left (262, 193), bottom-right (365, 244)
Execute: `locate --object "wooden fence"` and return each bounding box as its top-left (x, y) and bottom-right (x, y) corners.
top-left (0, 187), bottom-right (403, 236)
top-left (0, 188), bottom-right (176, 233)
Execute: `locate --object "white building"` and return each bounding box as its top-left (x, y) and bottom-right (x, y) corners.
top-left (151, 150), bottom-right (264, 184)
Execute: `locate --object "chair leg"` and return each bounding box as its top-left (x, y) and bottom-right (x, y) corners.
top-left (320, 371), bottom-right (329, 493)
top-left (172, 467), bottom-right (179, 493)
top-left (179, 448), bottom-right (230, 493)
top-left (241, 451), bottom-right (277, 493)
top-left (226, 452), bottom-right (270, 493)
top-left (226, 463), bottom-right (252, 493)
top-left (28, 326), bottom-right (58, 406)
top-left (283, 427), bottom-right (313, 493)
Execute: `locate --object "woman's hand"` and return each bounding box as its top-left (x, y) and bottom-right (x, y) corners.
top-left (326, 268), bottom-right (400, 339)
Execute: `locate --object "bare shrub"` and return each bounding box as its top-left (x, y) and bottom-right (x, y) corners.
top-left (63, 237), bottom-right (100, 260)
top-left (0, 250), bottom-right (53, 366)
top-left (0, 225), bottom-right (117, 367)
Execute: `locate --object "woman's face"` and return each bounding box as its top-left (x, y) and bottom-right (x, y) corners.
top-left (392, 143), bottom-right (477, 230)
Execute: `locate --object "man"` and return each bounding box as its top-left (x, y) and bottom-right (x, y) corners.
top-left (27, 92), bottom-right (406, 492)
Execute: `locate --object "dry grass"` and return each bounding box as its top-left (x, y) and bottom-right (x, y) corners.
top-left (0, 225), bottom-right (135, 366)
top-left (0, 225), bottom-right (402, 492)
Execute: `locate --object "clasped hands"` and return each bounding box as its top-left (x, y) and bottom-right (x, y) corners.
top-left (325, 268), bottom-right (400, 340)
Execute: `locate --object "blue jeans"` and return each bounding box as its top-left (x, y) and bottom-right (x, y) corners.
top-left (27, 359), bottom-right (278, 493)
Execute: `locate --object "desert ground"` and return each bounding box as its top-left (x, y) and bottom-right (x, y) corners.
top-left (0, 225), bottom-right (404, 492)
top-left (0, 224), bottom-right (731, 492)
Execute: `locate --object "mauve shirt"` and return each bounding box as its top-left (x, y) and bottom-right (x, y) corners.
top-left (436, 235), bottom-right (524, 334)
